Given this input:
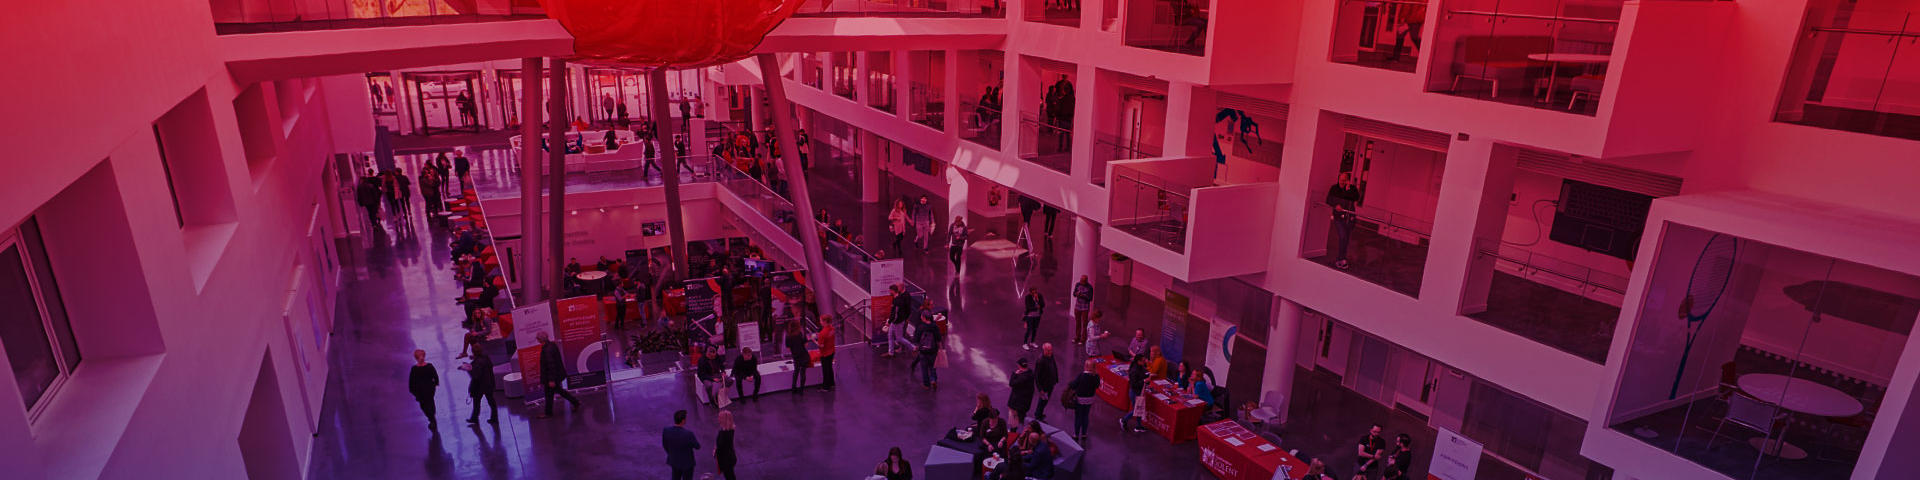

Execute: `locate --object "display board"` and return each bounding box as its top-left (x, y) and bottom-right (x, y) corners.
top-left (1161, 290), bottom-right (1190, 362)
top-left (1428, 427), bottom-right (1483, 480)
top-left (556, 296), bottom-right (609, 389)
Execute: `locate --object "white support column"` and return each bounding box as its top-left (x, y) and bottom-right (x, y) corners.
top-left (649, 70), bottom-right (691, 275)
top-left (893, 49), bottom-right (912, 121)
top-left (1069, 63), bottom-right (1100, 183)
top-left (1419, 135), bottom-right (1497, 310)
top-left (749, 88), bottom-right (768, 133)
top-left (1070, 216), bottom-right (1101, 307)
top-left (855, 51), bottom-right (873, 104)
top-left (1163, 81), bottom-right (1216, 159)
top-left (1260, 296), bottom-right (1304, 425)
top-left (546, 58), bottom-right (571, 306)
top-left (943, 49), bottom-right (962, 137)
top-left (759, 53), bottom-right (836, 318)
top-left (1002, 52), bottom-right (1030, 154)
top-left (861, 130), bottom-right (882, 203)
top-left (518, 57), bottom-right (545, 303)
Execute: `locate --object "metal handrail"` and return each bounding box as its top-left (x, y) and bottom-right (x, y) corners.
top-left (1444, 9), bottom-right (1620, 25)
top-left (1473, 238), bottom-right (1627, 296)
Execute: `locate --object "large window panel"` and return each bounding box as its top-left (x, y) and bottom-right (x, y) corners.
top-left (0, 244), bottom-right (59, 410)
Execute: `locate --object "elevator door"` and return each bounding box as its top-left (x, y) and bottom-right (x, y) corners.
top-left (408, 72), bottom-right (482, 135)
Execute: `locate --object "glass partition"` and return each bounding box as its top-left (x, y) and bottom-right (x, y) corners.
top-left (1775, 4), bottom-right (1920, 142)
top-left (1091, 133), bottom-right (1158, 186)
top-left (868, 51), bottom-right (898, 113)
top-left (801, 53), bottom-right (825, 90)
top-left (1303, 133), bottom-right (1443, 298)
top-left (1018, 114), bottom-right (1074, 174)
top-left (209, 0), bottom-right (544, 34)
top-left (1025, 0), bottom-right (1081, 27)
top-left (1123, 0), bottom-right (1208, 55)
top-left (1430, 0), bottom-right (1622, 115)
top-left (909, 51), bottom-right (948, 130)
top-left (1608, 224), bottom-right (1915, 479)
top-left (1109, 164), bottom-right (1193, 253)
top-left (832, 52), bottom-right (859, 100)
top-left (1331, 0), bottom-right (1429, 72)
top-left (959, 100), bottom-right (1003, 148)
top-left (794, 0), bottom-right (1005, 17)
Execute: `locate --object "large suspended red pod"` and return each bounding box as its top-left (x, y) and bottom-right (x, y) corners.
top-left (535, 0), bottom-right (824, 69)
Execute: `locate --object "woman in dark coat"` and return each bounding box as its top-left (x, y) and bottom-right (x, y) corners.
top-left (1006, 358), bottom-right (1037, 424)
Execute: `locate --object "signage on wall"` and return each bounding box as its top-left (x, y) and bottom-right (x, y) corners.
top-left (1427, 427), bottom-right (1483, 480)
top-left (555, 295), bottom-right (609, 389)
top-left (512, 302), bottom-right (556, 404)
top-left (870, 259), bottom-right (905, 297)
top-left (1161, 291), bottom-right (1190, 362)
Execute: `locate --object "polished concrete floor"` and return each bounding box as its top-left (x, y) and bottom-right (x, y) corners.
top-left (1466, 271), bottom-right (1620, 364)
top-left (1306, 220), bottom-right (1428, 298)
top-left (308, 167), bottom-right (1219, 479)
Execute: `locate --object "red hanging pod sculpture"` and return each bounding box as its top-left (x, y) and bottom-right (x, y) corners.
top-left (536, 0), bottom-right (821, 68)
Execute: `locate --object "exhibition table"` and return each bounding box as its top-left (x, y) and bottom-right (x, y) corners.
top-left (1143, 380), bottom-right (1206, 443)
top-left (1197, 420), bottom-right (1308, 480)
top-left (1091, 355), bottom-right (1130, 409)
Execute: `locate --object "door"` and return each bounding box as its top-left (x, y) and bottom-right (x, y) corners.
top-left (1317, 317), bottom-right (1352, 378)
top-left (1348, 335), bottom-right (1392, 405)
top-left (408, 72), bottom-right (483, 135)
top-left (1390, 346), bottom-right (1438, 417)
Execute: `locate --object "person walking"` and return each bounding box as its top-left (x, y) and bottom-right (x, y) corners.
top-left (662, 410), bottom-right (701, 480)
top-left (1041, 204), bottom-right (1059, 238)
top-left (453, 149), bottom-right (472, 182)
top-left (463, 349), bottom-right (498, 424)
top-left (912, 195), bottom-right (936, 252)
top-left (1066, 359), bottom-right (1099, 440)
top-left (885, 284), bottom-right (915, 357)
top-left (408, 349), bottom-right (439, 431)
top-left (1325, 172), bottom-right (1362, 270)
top-left (913, 309), bottom-right (942, 389)
top-left (816, 317), bottom-right (837, 391)
top-left (715, 411), bottom-right (739, 480)
top-left (356, 170), bottom-right (385, 232)
top-left (785, 321), bottom-right (813, 394)
top-left (948, 216), bottom-right (968, 274)
top-left (1071, 276), bottom-right (1093, 344)
top-left (1021, 289), bottom-right (1044, 350)
top-left (537, 332), bottom-right (582, 418)
top-left (1007, 358), bottom-right (1037, 424)
top-left (733, 347), bottom-right (763, 400)
top-left (1034, 343), bottom-right (1059, 422)
top-left (888, 198), bottom-right (910, 257)
top-left (1121, 353), bottom-right (1150, 433)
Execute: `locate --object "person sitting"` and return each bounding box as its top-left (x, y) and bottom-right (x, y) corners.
top-left (1191, 366), bottom-right (1216, 406)
top-left (602, 129), bottom-right (620, 151)
top-left (972, 413), bottom-right (1009, 477)
top-left (1171, 361), bottom-right (1193, 389)
top-left (1022, 431), bottom-right (1056, 479)
top-left (875, 447), bottom-right (913, 480)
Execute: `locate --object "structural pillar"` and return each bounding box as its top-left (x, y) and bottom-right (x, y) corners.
top-left (748, 88), bottom-right (768, 133)
top-left (759, 53), bottom-right (835, 319)
top-left (518, 57), bottom-right (546, 303)
top-left (1260, 296), bottom-right (1304, 426)
top-left (649, 69), bottom-right (691, 276)
top-left (546, 58), bottom-right (570, 306)
top-left (860, 130), bottom-right (882, 203)
top-left (1070, 216), bottom-right (1100, 311)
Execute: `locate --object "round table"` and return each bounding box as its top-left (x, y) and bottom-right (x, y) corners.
top-left (1736, 373), bottom-right (1863, 459)
top-left (1738, 374), bottom-right (1862, 417)
top-left (1526, 53), bottom-right (1611, 64)
top-left (465, 287), bottom-right (483, 300)
top-left (576, 271), bottom-right (609, 282)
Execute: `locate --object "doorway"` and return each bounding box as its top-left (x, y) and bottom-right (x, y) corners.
top-left (238, 352), bottom-right (299, 480)
top-left (405, 71), bottom-right (483, 135)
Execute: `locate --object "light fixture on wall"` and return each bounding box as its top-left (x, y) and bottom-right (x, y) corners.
top-left (570, 210), bottom-right (579, 215)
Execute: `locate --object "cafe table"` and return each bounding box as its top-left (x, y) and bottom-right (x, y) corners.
top-left (1198, 420), bottom-right (1309, 480)
top-left (1738, 373), bottom-right (1864, 459)
top-left (1144, 380), bottom-right (1207, 443)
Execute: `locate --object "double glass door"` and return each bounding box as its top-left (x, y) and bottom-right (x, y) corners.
top-left (406, 71), bottom-right (483, 135)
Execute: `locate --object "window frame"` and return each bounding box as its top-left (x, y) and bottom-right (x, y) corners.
top-left (0, 224), bottom-right (78, 421)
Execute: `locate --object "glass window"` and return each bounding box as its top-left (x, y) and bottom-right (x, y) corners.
top-left (0, 219), bottom-right (78, 415)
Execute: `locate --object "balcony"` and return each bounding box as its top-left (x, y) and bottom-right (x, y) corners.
top-left (1025, 0), bottom-right (1082, 27)
top-left (1300, 131), bottom-right (1446, 298)
top-left (1122, 0), bottom-right (1208, 56)
top-left (793, 0), bottom-right (1006, 17)
top-left (867, 51), bottom-right (898, 113)
top-left (831, 53), bottom-right (858, 100)
top-left (1774, 5), bottom-right (1920, 142)
top-left (1091, 133), bottom-right (1158, 187)
top-left (1426, 0), bottom-right (1622, 116)
top-left (1330, 0), bottom-right (1428, 73)
top-left (1104, 157), bottom-right (1275, 282)
top-left (210, 0), bottom-right (545, 34)
top-left (1017, 114), bottom-right (1074, 175)
top-left (959, 101), bottom-right (1004, 148)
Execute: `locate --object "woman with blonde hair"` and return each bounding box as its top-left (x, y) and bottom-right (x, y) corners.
top-left (715, 411), bottom-right (738, 480)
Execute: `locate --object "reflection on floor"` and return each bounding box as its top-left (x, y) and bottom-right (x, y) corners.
top-left (1466, 272), bottom-right (1619, 364)
top-left (1307, 220), bottom-right (1428, 298)
top-left (311, 145), bottom-right (1260, 478)
top-left (1610, 346), bottom-right (1877, 480)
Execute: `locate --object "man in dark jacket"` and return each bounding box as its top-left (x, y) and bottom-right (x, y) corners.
top-left (538, 332), bottom-right (581, 418)
top-left (1007, 358), bottom-right (1037, 424)
top-left (662, 410), bottom-right (701, 480)
top-left (1034, 343), bottom-right (1059, 422)
top-left (465, 349), bottom-right (498, 424)
top-left (912, 309), bottom-right (942, 388)
top-left (356, 171), bottom-right (384, 232)
top-left (453, 149), bottom-right (471, 180)
top-left (885, 284), bottom-right (914, 357)
top-left (407, 349), bottom-right (439, 431)
top-left (1022, 289), bottom-right (1044, 350)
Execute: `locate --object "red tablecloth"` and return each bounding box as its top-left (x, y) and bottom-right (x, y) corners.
top-left (600, 295), bottom-right (640, 321)
top-left (1197, 421), bottom-right (1309, 480)
top-left (1143, 381), bottom-right (1205, 443)
top-left (1091, 356), bottom-right (1129, 409)
top-left (663, 288), bottom-right (687, 316)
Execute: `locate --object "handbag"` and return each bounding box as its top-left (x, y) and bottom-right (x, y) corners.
top-left (1131, 394), bottom-right (1148, 419)
top-left (716, 389), bottom-right (733, 408)
top-left (933, 349), bottom-right (950, 368)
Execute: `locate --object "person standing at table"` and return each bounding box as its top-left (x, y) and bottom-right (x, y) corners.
top-left (1007, 358), bottom-right (1037, 424)
top-left (1384, 433), bottom-right (1415, 480)
top-left (1021, 289), bottom-right (1044, 350)
top-left (1084, 311), bottom-right (1110, 359)
top-left (407, 349), bottom-right (440, 431)
top-left (1066, 359), bottom-right (1099, 441)
top-left (1356, 424), bottom-right (1386, 477)
top-left (610, 280), bottom-right (632, 330)
top-left (1120, 354), bottom-right (1150, 433)
top-left (1127, 328), bottom-right (1150, 360)
top-left (816, 317), bottom-right (837, 391)
top-left (785, 321), bottom-right (812, 394)
top-left (1071, 276), bottom-right (1093, 344)
top-left (662, 409), bottom-right (701, 480)
top-left (537, 332), bottom-right (582, 418)
top-left (463, 348), bottom-right (498, 424)
top-left (733, 347), bottom-right (762, 401)
top-left (1034, 343), bottom-right (1059, 422)
top-left (714, 410), bottom-right (739, 480)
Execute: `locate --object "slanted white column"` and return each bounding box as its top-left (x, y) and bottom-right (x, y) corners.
top-left (1259, 296), bottom-right (1304, 425)
top-left (760, 53), bottom-right (836, 318)
top-left (518, 57), bottom-right (545, 302)
top-left (649, 70), bottom-right (691, 275)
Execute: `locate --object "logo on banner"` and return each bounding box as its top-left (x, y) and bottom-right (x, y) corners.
top-left (1222, 325), bottom-right (1237, 358)
top-left (1145, 410), bottom-right (1169, 432)
top-left (1200, 446), bottom-right (1238, 478)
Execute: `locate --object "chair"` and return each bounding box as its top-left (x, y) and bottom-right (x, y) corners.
top-left (1249, 391), bottom-right (1286, 434)
top-left (1708, 392), bottom-right (1786, 453)
top-left (1716, 361), bottom-right (1740, 400)
top-left (1566, 74), bottom-right (1606, 110)
top-left (1450, 36), bottom-right (1554, 98)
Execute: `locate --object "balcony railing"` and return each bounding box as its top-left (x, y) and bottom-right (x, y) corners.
top-left (1431, 1), bottom-right (1622, 116)
top-left (1474, 237), bottom-right (1627, 297)
top-left (1330, 0), bottom-right (1428, 72)
top-left (1092, 133), bottom-right (1160, 186)
top-left (794, 0), bottom-right (1005, 18)
top-left (1018, 114), bottom-right (1073, 175)
top-left (959, 101), bottom-right (1003, 148)
top-left (1123, 0), bottom-right (1208, 56)
top-left (211, 0), bottom-right (545, 34)
top-left (1110, 165), bottom-right (1195, 253)
top-left (909, 81), bottom-right (946, 130)
top-left (1024, 0), bottom-right (1081, 27)
top-left (1775, 10), bottom-right (1920, 142)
